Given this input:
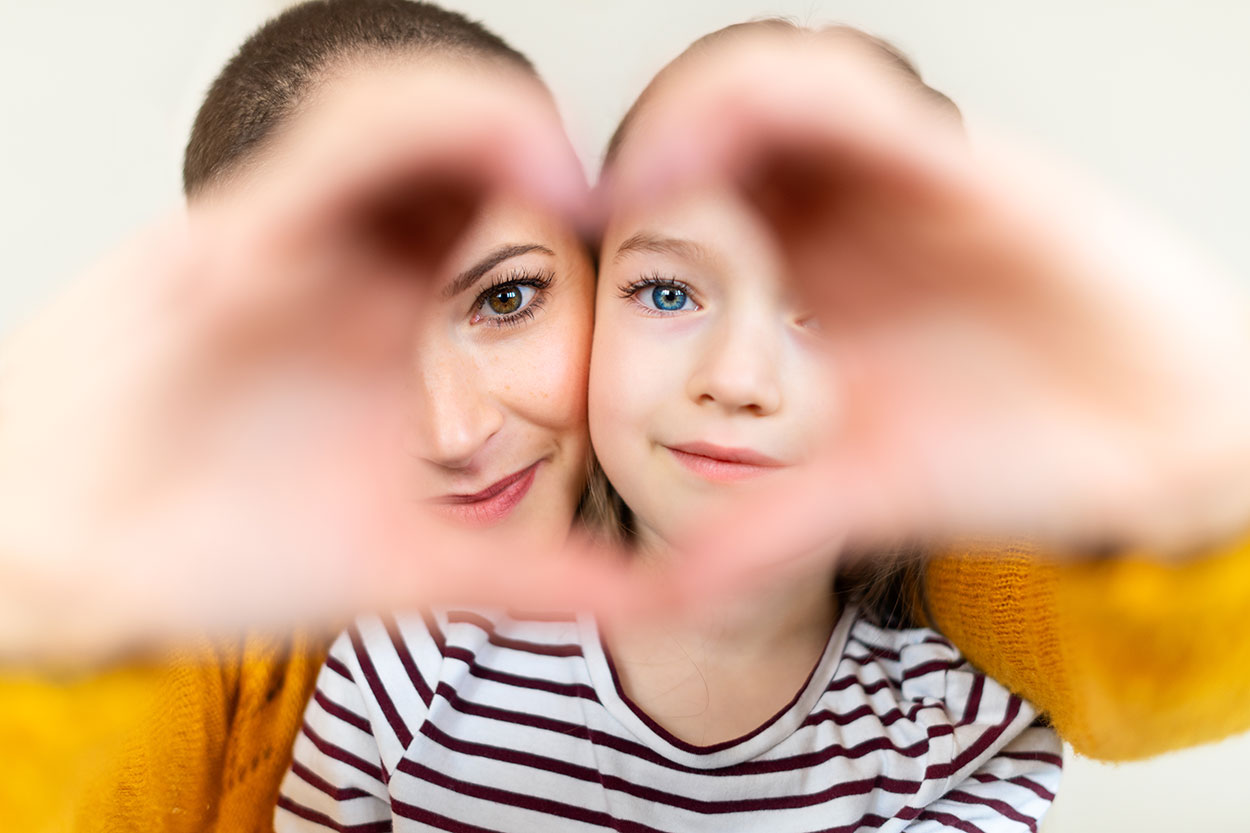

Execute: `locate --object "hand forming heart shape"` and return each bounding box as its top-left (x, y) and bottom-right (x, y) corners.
top-left (3, 26), bottom-right (1249, 663)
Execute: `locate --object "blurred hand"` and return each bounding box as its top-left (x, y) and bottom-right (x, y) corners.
top-left (603, 31), bottom-right (1250, 594)
top-left (0, 69), bottom-right (637, 666)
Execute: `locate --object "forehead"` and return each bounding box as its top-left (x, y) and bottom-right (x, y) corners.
top-left (602, 186), bottom-right (782, 275)
top-left (459, 193), bottom-right (571, 251)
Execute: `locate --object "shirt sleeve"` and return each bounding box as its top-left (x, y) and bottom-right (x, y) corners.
top-left (274, 630), bottom-right (392, 832)
top-left (903, 722), bottom-right (1063, 833)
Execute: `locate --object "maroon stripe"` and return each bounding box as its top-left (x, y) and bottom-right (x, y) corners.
top-left (828, 675), bottom-right (895, 695)
top-left (325, 654), bottom-right (354, 682)
top-left (999, 749), bottom-right (1064, 768)
top-left (849, 624), bottom-right (951, 650)
top-left (396, 760), bottom-right (671, 833)
top-left (301, 720), bottom-right (386, 784)
top-left (442, 644), bottom-right (599, 701)
top-left (314, 690), bottom-right (372, 735)
top-left (902, 657), bottom-right (966, 681)
top-left (961, 673), bottom-right (985, 726)
top-left (290, 759), bottom-right (373, 801)
top-left (422, 610), bottom-right (447, 654)
top-left (412, 721), bottom-right (953, 814)
top-left (1009, 774), bottom-right (1058, 801)
top-left (843, 639), bottom-right (901, 662)
top-left (813, 804), bottom-right (927, 833)
top-left (916, 808), bottom-right (987, 833)
top-left (945, 788), bottom-right (1040, 831)
top-left (814, 813), bottom-right (895, 833)
top-left (925, 696), bottom-right (1025, 780)
top-left (432, 680), bottom-right (961, 778)
top-left (446, 610), bottom-right (583, 657)
top-left (841, 652), bottom-right (896, 668)
top-left (390, 802), bottom-right (504, 833)
top-left (970, 772), bottom-right (1057, 802)
top-left (349, 626), bottom-right (413, 748)
top-left (384, 615), bottom-right (434, 708)
top-left (275, 793), bottom-right (392, 833)
top-left (801, 699), bottom-right (941, 729)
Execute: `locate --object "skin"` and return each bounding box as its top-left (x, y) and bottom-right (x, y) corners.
top-left (605, 30), bottom-right (1250, 600)
top-left (589, 184), bottom-right (843, 745)
top-left (9, 26), bottom-right (1250, 669)
top-left (0, 53), bottom-right (607, 663)
top-left (231, 56), bottom-right (598, 568)
top-left (411, 191), bottom-right (594, 550)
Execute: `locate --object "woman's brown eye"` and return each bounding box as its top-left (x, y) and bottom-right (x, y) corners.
top-left (487, 286), bottom-right (523, 315)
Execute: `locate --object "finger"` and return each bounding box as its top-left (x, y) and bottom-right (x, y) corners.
top-left (199, 65), bottom-right (588, 264)
top-left (182, 67), bottom-right (590, 371)
top-left (603, 32), bottom-right (968, 228)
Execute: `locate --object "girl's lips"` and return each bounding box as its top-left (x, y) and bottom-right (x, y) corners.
top-left (665, 443), bottom-right (784, 482)
top-left (428, 462), bottom-right (541, 527)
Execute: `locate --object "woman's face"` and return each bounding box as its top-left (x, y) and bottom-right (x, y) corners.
top-left (241, 57), bottom-right (597, 547)
top-left (412, 194), bottom-right (594, 543)
top-left (589, 185), bottom-right (836, 550)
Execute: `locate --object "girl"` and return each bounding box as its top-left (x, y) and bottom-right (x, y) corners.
top-left (277, 22), bottom-right (1061, 833)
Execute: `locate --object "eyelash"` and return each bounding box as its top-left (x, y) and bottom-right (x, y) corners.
top-left (470, 267), bottom-right (555, 328)
top-left (617, 273), bottom-right (699, 315)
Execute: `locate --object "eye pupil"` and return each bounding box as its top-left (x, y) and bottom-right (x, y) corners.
top-left (652, 286), bottom-right (686, 311)
top-left (488, 286), bottom-right (522, 315)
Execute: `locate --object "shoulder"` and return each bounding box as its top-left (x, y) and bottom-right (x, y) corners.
top-left (840, 611), bottom-right (1025, 726)
top-left (325, 609), bottom-right (584, 714)
top-left (823, 609), bottom-right (1053, 788)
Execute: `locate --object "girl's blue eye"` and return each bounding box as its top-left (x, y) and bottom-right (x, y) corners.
top-left (618, 276), bottom-right (698, 314)
top-left (651, 285), bottom-right (688, 311)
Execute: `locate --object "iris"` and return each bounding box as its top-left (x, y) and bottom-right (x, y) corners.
top-left (652, 286), bottom-right (687, 311)
top-left (487, 286), bottom-right (523, 315)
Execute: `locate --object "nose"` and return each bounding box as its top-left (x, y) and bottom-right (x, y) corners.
top-left (410, 343), bottom-right (504, 469)
top-left (686, 313), bottom-right (783, 417)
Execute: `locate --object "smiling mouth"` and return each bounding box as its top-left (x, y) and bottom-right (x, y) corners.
top-left (428, 462), bottom-right (541, 526)
top-left (665, 443), bottom-right (784, 482)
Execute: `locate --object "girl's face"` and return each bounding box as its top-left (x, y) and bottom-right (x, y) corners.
top-left (590, 186), bottom-right (836, 550)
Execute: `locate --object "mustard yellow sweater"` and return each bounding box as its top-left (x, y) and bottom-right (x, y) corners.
top-left (6, 543), bottom-right (1250, 832)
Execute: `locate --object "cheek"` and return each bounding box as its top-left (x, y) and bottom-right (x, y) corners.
top-left (787, 349), bottom-right (841, 453)
top-left (589, 308), bottom-right (679, 467)
top-left (504, 308), bottom-right (593, 436)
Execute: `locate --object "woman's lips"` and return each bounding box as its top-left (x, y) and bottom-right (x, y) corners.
top-left (427, 462), bottom-right (540, 527)
top-left (665, 442), bottom-right (785, 482)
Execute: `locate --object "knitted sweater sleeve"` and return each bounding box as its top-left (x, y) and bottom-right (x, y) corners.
top-left (923, 536), bottom-right (1250, 761)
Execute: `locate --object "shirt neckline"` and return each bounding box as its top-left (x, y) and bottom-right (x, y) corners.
top-left (578, 605), bottom-right (857, 769)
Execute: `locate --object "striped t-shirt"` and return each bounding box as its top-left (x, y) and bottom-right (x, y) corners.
top-left (276, 607), bottom-right (1061, 832)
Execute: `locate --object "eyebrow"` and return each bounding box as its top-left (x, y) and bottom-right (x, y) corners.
top-left (440, 243), bottom-right (556, 300)
top-left (612, 232), bottom-right (712, 265)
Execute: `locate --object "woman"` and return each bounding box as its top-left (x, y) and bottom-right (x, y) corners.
top-left (2, 2), bottom-right (606, 830)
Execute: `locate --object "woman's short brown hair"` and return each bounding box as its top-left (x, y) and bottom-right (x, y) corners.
top-left (183, 0), bottom-right (535, 196)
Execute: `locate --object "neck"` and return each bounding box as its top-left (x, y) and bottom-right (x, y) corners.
top-left (600, 523), bottom-right (841, 746)
top-left (620, 522), bottom-right (840, 664)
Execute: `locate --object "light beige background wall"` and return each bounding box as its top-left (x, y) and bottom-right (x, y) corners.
top-left (2, 2), bottom-right (1248, 829)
